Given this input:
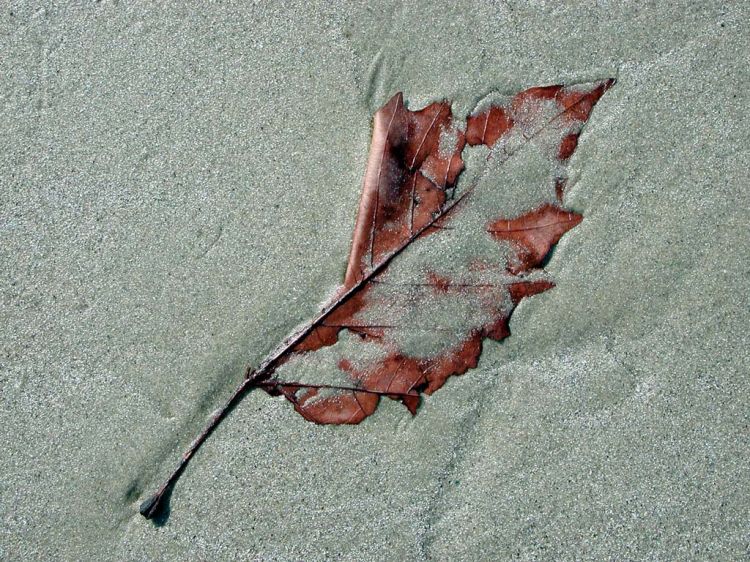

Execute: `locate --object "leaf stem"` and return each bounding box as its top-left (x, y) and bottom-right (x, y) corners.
top-left (139, 368), bottom-right (265, 519)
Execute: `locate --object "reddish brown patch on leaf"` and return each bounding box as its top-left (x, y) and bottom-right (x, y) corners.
top-left (292, 325), bottom-right (340, 352)
top-left (292, 287), bottom-right (370, 352)
top-left (513, 84), bottom-right (563, 107)
top-left (508, 279), bottom-right (556, 304)
top-left (423, 335), bottom-right (483, 393)
top-left (487, 204), bottom-right (583, 274)
top-left (288, 385), bottom-right (379, 425)
top-left (557, 79), bottom-right (615, 123)
top-left (466, 106), bottom-right (514, 147)
top-left (427, 271), bottom-right (452, 293)
top-left (336, 334), bottom-right (484, 400)
top-left (558, 133), bottom-right (580, 160)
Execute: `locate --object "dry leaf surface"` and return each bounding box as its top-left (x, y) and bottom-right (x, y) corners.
top-left (140, 79), bottom-right (614, 519)
top-left (260, 80), bottom-right (614, 424)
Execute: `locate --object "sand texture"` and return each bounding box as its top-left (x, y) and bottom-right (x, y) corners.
top-left (1, 2), bottom-right (748, 560)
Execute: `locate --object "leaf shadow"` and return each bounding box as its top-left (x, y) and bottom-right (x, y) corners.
top-left (141, 487), bottom-right (172, 527)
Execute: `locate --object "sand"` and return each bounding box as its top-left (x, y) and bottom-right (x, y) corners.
top-left (1, 2), bottom-right (748, 560)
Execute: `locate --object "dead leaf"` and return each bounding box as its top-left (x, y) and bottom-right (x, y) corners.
top-left (260, 79), bottom-right (613, 424)
top-left (140, 79), bottom-right (614, 519)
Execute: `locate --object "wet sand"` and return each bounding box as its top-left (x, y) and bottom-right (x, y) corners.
top-left (1, 2), bottom-right (748, 560)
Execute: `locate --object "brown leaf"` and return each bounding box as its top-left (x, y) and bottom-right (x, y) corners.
top-left (266, 80), bottom-right (614, 424)
top-left (487, 204), bottom-right (583, 274)
top-left (344, 93), bottom-right (465, 287)
top-left (140, 79), bottom-right (615, 519)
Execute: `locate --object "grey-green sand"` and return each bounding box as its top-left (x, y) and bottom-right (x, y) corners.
top-left (1, 2), bottom-right (748, 560)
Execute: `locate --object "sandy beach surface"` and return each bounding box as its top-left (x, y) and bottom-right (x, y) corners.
top-left (2, 2), bottom-right (748, 560)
